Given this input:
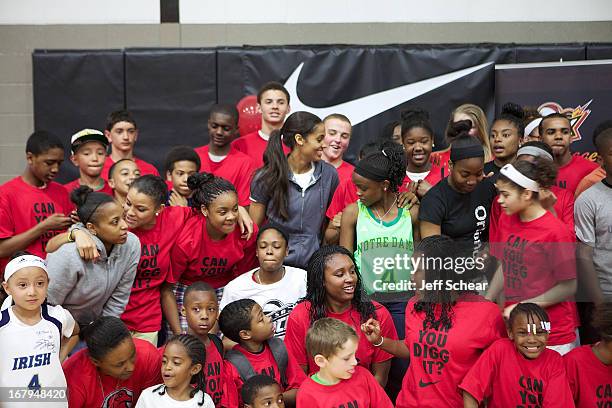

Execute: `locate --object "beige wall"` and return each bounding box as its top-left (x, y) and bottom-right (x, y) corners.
top-left (1, 21), bottom-right (611, 182)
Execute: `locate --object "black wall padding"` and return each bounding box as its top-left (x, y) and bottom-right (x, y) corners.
top-left (586, 43), bottom-right (612, 60)
top-left (33, 50), bottom-right (124, 183)
top-left (124, 48), bottom-right (217, 172)
top-left (514, 44), bottom-right (586, 63)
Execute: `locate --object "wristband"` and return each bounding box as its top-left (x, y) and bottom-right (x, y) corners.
top-left (373, 337), bottom-right (384, 347)
top-left (67, 229), bottom-right (75, 242)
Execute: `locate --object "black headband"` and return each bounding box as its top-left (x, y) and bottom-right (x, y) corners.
top-left (450, 144), bottom-right (484, 162)
top-left (354, 153), bottom-right (389, 182)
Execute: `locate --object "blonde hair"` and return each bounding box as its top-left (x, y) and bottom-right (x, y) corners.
top-left (447, 104), bottom-right (492, 162)
top-left (306, 318), bottom-right (358, 359)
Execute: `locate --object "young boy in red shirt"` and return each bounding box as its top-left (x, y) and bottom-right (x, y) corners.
top-left (0, 131), bottom-right (73, 272)
top-left (164, 145), bottom-right (201, 207)
top-left (219, 299), bottom-right (305, 407)
top-left (565, 303), bottom-right (612, 408)
top-left (194, 105), bottom-right (256, 207)
top-left (297, 317), bottom-right (393, 408)
top-left (540, 113), bottom-right (598, 196)
top-left (232, 82), bottom-right (291, 168)
top-left (64, 128), bottom-right (113, 195)
top-left (101, 110), bottom-right (159, 180)
top-left (241, 375), bottom-right (285, 408)
top-left (460, 303), bottom-right (574, 408)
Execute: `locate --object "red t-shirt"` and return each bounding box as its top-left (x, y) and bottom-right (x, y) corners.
top-left (63, 338), bottom-right (162, 408)
top-left (64, 178), bottom-right (114, 196)
top-left (490, 211), bottom-right (578, 345)
top-left (169, 215), bottom-right (258, 288)
top-left (401, 162), bottom-right (445, 191)
top-left (101, 155), bottom-right (160, 180)
top-left (430, 150), bottom-right (451, 179)
top-left (565, 344), bottom-right (612, 408)
top-left (231, 130), bottom-right (290, 169)
top-left (194, 146), bottom-right (256, 207)
top-left (459, 338), bottom-right (573, 408)
top-left (555, 154), bottom-right (599, 196)
top-left (284, 301), bottom-right (397, 375)
top-left (0, 177), bottom-right (73, 273)
top-left (224, 342), bottom-right (306, 407)
top-left (335, 161), bottom-right (355, 185)
top-left (395, 294), bottom-right (505, 408)
top-left (296, 366), bottom-right (394, 408)
top-left (326, 176), bottom-right (358, 220)
top-left (121, 206), bottom-right (192, 332)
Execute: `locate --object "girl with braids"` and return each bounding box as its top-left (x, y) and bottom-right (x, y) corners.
top-left (249, 111), bottom-right (339, 269)
top-left (63, 316), bottom-right (162, 407)
top-left (284, 245), bottom-right (398, 387)
top-left (361, 235), bottom-right (505, 408)
top-left (488, 158), bottom-right (579, 353)
top-left (45, 186), bottom-right (140, 327)
top-left (137, 334), bottom-right (214, 407)
top-left (460, 303), bottom-right (573, 408)
top-left (401, 108), bottom-right (444, 199)
top-left (485, 102), bottom-right (524, 178)
top-left (166, 172), bottom-right (258, 335)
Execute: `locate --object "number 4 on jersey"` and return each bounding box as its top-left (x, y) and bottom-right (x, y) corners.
top-left (28, 374), bottom-right (41, 390)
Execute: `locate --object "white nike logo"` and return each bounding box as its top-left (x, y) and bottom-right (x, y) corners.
top-left (284, 62), bottom-right (493, 125)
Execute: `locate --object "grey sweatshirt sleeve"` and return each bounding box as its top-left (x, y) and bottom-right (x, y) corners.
top-left (46, 245), bottom-right (80, 307)
top-left (101, 232), bottom-right (141, 318)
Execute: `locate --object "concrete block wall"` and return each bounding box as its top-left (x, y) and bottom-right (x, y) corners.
top-left (1, 21), bottom-right (611, 182)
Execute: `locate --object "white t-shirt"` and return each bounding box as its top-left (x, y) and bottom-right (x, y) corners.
top-left (136, 385), bottom-right (214, 408)
top-left (219, 266), bottom-right (307, 339)
top-left (292, 164), bottom-right (315, 191)
top-left (208, 152), bottom-right (227, 163)
top-left (406, 170), bottom-right (430, 182)
top-left (258, 130), bottom-right (270, 141)
top-left (0, 303), bottom-right (75, 408)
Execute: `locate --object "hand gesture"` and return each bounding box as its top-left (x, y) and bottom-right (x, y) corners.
top-left (361, 318), bottom-right (382, 345)
top-left (40, 213), bottom-right (72, 231)
top-left (168, 190), bottom-right (188, 207)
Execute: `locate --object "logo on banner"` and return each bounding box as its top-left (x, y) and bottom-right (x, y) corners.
top-left (538, 99), bottom-right (592, 142)
top-left (284, 62), bottom-right (493, 126)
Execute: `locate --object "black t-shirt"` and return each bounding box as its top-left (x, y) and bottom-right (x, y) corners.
top-left (419, 177), bottom-right (497, 254)
top-left (484, 161), bottom-right (502, 181)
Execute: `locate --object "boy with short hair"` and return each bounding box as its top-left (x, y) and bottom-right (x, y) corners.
top-left (219, 299), bottom-right (305, 407)
top-left (100, 110), bottom-right (159, 180)
top-left (232, 82), bottom-right (291, 168)
top-left (64, 128), bottom-right (113, 195)
top-left (297, 318), bottom-right (393, 408)
top-left (0, 131), bottom-right (73, 272)
top-left (540, 113), bottom-right (598, 196)
top-left (241, 375), bottom-right (285, 408)
top-left (195, 104), bottom-right (257, 207)
top-left (322, 114), bottom-right (354, 184)
top-left (164, 145), bottom-right (201, 207)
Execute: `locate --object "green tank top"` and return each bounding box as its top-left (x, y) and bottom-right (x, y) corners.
top-left (354, 200), bottom-right (414, 297)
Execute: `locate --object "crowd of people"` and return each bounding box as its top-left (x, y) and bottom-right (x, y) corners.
top-left (0, 80), bottom-right (610, 407)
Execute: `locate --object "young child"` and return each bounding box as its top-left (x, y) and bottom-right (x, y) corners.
top-left (181, 282), bottom-right (226, 407)
top-left (321, 114), bottom-right (354, 185)
top-left (64, 128), bottom-right (114, 195)
top-left (101, 110), bottom-right (159, 180)
top-left (0, 253), bottom-right (78, 407)
top-left (108, 158), bottom-right (141, 207)
top-left (137, 334), bottom-right (214, 407)
top-left (219, 299), bottom-right (305, 407)
top-left (0, 131), bottom-right (73, 271)
top-left (194, 104), bottom-right (257, 207)
top-left (460, 303), bottom-right (573, 408)
top-left (232, 82), bottom-right (291, 168)
top-left (297, 318), bottom-right (393, 408)
top-left (540, 112), bottom-right (598, 196)
top-left (241, 375), bottom-right (285, 408)
top-left (164, 145), bottom-right (201, 207)
top-left (564, 303), bottom-right (612, 408)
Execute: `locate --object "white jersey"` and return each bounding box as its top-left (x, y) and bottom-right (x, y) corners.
top-left (219, 266), bottom-right (307, 338)
top-left (135, 385), bottom-right (214, 408)
top-left (0, 303), bottom-right (75, 408)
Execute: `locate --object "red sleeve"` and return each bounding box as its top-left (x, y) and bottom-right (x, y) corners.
top-left (559, 190), bottom-right (575, 234)
top-left (458, 341), bottom-right (498, 402)
top-left (489, 196), bottom-right (502, 247)
top-left (284, 304), bottom-right (310, 367)
top-left (563, 351), bottom-right (580, 403)
top-left (234, 224), bottom-right (259, 275)
top-left (232, 137), bottom-right (246, 153)
top-left (222, 361), bottom-right (241, 408)
top-left (548, 225), bottom-right (576, 282)
top-left (543, 355), bottom-right (574, 408)
top-left (0, 192), bottom-right (15, 238)
top-left (372, 304), bottom-right (398, 363)
top-left (365, 367), bottom-right (394, 408)
top-left (139, 340), bottom-right (163, 390)
top-left (235, 158), bottom-right (257, 207)
top-left (295, 380), bottom-right (318, 406)
top-left (62, 354), bottom-right (89, 408)
top-left (285, 346), bottom-right (308, 390)
top-left (169, 226), bottom-right (196, 283)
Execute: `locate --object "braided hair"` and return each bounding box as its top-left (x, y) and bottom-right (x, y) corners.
top-left (155, 334), bottom-right (208, 406)
top-left (302, 245), bottom-right (375, 325)
top-left (356, 140), bottom-right (406, 193)
top-left (188, 172), bottom-right (237, 210)
top-left (508, 303), bottom-right (550, 330)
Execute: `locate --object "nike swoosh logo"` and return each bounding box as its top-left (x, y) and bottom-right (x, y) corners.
top-left (419, 379), bottom-right (441, 388)
top-left (284, 62), bottom-right (493, 126)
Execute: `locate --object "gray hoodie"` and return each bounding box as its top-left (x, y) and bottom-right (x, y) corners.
top-left (46, 231), bottom-right (140, 326)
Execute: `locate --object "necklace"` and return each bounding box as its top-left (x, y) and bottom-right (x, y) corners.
top-left (98, 372), bottom-right (121, 399)
top-left (372, 200), bottom-right (396, 225)
top-left (255, 267), bottom-right (285, 285)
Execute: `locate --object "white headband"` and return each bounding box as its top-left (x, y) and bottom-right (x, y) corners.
top-left (524, 118), bottom-right (542, 138)
top-left (500, 164), bottom-right (539, 192)
top-left (516, 146), bottom-right (553, 162)
top-left (3, 255), bottom-right (47, 283)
